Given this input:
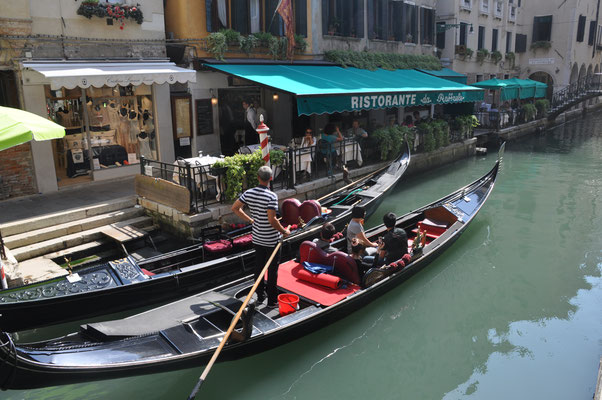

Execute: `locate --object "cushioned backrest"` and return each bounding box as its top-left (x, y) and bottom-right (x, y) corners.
top-left (299, 200), bottom-right (321, 224)
top-left (281, 198), bottom-right (301, 226)
top-left (298, 241), bottom-right (360, 285)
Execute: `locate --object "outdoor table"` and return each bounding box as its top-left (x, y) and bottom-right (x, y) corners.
top-left (172, 155), bottom-right (225, 201)
top-left (337, 142), bottom-right (363, 166)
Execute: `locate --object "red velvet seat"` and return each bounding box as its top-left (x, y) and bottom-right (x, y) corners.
top-left (232, 233), bottom-right (252, 248)
top-left (203, 239), bottom-right (233, 254)
top-left (299, 241), bottom-right (360, 285)
top-left (299, 200), bottom-right (321, 224)
top-left (280, 198), bottom-right (302, 226)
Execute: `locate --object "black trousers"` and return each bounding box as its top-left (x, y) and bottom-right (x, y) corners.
top-left (254, 244), bottom-right (281, 304)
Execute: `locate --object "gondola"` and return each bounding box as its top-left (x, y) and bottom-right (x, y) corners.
top-left (0, 143), bottom-right (410, 333)
top-left (0, 148), bottom-right (501, 390)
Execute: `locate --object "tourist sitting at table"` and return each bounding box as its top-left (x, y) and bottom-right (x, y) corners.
top-left (403, 115), bottom-right (414, 127)
top-left (413, 111), bottom-right (423, 124)
top-left (347, 119), bottom-right (368, 141)
top-left (312, 222), bottom-right (337, 254)
top-left (301, 128), bottom-right (315, 147)
top-left (320, 123), bottom-right (343, 166)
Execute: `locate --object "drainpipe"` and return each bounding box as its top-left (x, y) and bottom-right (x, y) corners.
top-left (594, 0), bottom-right (601, 59)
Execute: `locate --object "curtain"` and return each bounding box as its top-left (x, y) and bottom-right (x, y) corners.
top-left (250, 0), bottom-right (260, 33)
top-left (218, 0), bottom-right (227, 28)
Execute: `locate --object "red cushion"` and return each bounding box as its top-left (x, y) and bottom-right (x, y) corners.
top-left (281, 198), bottom-right (301, 226)
top-left (402, 253), bottom-right (412, 264)
top-left (299, 200), bottom-right (321, 224)
top-left (141, 268), bottom-right (155, 276)
top-left (203, 239), bottom-right (233, 253)
top-left (232, 233), bottom-right (252, 248)
top-left (417, 220), bottom-right (448, 237)
top-left (296, 269), bottom-right (341, 289)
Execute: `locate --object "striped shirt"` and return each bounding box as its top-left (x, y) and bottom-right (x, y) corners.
top-left (240, 185), bottom-right (281, 247)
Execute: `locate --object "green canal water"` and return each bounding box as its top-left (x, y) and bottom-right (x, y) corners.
top-left (5, 114), bottom-right (602, 399)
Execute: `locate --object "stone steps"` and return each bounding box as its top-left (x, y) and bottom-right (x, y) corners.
top-left (11, 216), bottom-right (154, 262)
top-left (4, 206), bottom-right (144, 249)
top-left (0, 196), bottom-right (137, 237)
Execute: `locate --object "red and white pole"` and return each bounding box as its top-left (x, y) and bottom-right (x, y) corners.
top-left (0, 261), bottom-right (7, 290)
top-left (256, 114), bottom-right (270, 169)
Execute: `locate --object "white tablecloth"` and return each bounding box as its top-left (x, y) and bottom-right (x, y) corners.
top-left (172, 155), bottom-right (225, 201)
top-left (293, 147), bottom-right (313, 174)
top-left (337, 142), bottom-right (363, 166)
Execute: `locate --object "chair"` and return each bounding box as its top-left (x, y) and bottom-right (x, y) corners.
top-left (200, 226), bottom-right (233, 257)
top-left (280, 198), bottom-right (302, 226)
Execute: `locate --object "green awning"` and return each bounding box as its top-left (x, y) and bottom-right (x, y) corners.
top-left (524, 78), bottom-right (548, 98)
top-left (472, 78), bottom-right (520, 101)
top-left (206, 64), bottom-right (484, 115)
top-left (417, 68), bottom-right (467, 84)
top-left (506, 78), bottom-right (537, 99)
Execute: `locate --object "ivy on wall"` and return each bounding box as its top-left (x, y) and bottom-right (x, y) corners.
top-left (77, 2), bottom-right (143, 29)
top-left (324, 50), bottom-right (441, 71)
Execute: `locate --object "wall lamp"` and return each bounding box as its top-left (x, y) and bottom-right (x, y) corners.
top-left (210, 89), bottom-right (218, 106)
top-left (273, 92), bottom-right (279, 101)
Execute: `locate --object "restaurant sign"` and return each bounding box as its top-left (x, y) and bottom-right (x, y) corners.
top-left (297, 90), bottom-right (484, 115)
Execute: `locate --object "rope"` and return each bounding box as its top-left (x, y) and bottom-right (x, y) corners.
top-left (330, 188), bottom-right (363, 207)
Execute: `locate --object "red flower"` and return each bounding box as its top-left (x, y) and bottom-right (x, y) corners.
top-left (132, 7), bottom-right (136, 11)
top-left (120, 26), bottom-right (124, 30)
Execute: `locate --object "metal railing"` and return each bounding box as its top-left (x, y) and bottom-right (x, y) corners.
top-left (551, 74), bottom-right (602, 112)
top-left (139, 138), bottom-right (371, 213)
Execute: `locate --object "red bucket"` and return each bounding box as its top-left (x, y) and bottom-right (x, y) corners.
top-left (277, 293), bottom-right (299, 316)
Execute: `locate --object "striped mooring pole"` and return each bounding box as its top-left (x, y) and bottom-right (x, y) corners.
top-left (256, 114), bottom-right (270, 169)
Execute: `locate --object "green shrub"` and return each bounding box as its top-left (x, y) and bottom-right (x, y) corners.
top-left (490, 50), bottom-right (502, 64)
top-left (324, 50), bottom-right (441, 71)
top-left (208, 32), bottom-right (227, 61)
top-left (476, 49), bottom-right (489, 64)
top-left (522, 103), bottom-right (537, 121)
top-left (239, 35), bottom-right (258, 56)
top-left (220, 28), bottom-right (241, 44)
top-left (253, 31), bottom-right (273, 47)
top-left (371, 126), bottom-right (406, 160)
top-left (534, 99), bottom-right (549, 116)
top-left (294, 34), bottom-right (308, 52)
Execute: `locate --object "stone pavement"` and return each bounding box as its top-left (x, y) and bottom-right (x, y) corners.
top-left (0, 176), bottom-right (135, 224)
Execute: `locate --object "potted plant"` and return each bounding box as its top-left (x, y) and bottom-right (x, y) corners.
top-left (465, 47), bottom-right (474, 59)
top-left (530, 40), bottom-right (552, 51)
top-left (405, 33), bottom-right (414, 43)
top-left (476, 48), bottom-right (489, 64)
top-left (505, 51), bottom-right (515, 68)
top-left (239, 35), bottom-right (258, 56)
top-left (208, 32), bottom-right (228, 61)
top-left (490, 50), bottom-right (503, 64)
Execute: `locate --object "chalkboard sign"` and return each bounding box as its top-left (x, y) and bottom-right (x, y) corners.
top-left (195, 99), bottom-right (213, 136)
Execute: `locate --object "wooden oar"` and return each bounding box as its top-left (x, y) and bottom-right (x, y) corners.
top-left (186, 240), bottom-right (283, 400)
top-left (317, 164), bottom-right (389, 202)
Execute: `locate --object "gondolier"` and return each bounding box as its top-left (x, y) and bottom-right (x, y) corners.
top-left (232, 166), bottom-right (290, 306)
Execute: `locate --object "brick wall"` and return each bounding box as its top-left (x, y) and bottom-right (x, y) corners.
top-left (0, 143), bottom-right (37, 199)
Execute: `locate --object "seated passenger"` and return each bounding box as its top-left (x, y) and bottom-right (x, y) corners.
top-left (312, 222), bottom-right (337, 254)
top-left (346, 205), bottom-right (378, 256)
top-left (350, 238), bottom-right (372, 276)
top-left (373, 212), bottom-right (408, 267)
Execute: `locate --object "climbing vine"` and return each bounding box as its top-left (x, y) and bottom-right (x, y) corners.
top-left (324, 50), bottom-right (441, 71)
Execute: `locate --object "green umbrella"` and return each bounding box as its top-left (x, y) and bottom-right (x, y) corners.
top-left (0, 106), bottom-right (65, 151)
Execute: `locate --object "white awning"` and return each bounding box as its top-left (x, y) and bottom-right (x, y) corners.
top-left (23, 61), bottom-right (196, 90)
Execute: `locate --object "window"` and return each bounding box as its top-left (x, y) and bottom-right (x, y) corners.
top-left (515, 33), bottom-right (527, 52)
top-left (420, 7), bottom-right (435, 45)
top-left (478, 26), bottom-right (485, 49)
top-left (476, 74), bottom-right (483, 82)
top-left (577, 15), bottom-right (586, 42)
top-left (459, 22), bottom-right (468, 46)
top-left (492, 28), bottom-right (498, 51)
top-left (461, 0), bottom-right (472, 10)
top-left (436, 22), bottom-right (446, 49)
top-left (402, 3), bottom-right (418, 43)
top-left (494, 1), bottom-right (503, 18)
top-left (322, 0), bottom-right (364, 38)
top-left (206, 0), bottom-right (307, 36)
top-left (480, 0), bottom-right (489, 14)
top-left (369, 0), bottom-right (388, 39)
top-left (532, 15), bottom-right (552, 42)
top-left (589, 20), bottom-right (596, 45)
top-left (509, 6), bottom-right (516, 22)
top-left (506, 31), bottom-right (512, 53)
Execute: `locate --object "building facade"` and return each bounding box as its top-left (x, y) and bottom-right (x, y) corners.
top-left (437, 0), bottom-right (602, 99)
top-left (0, 0), bottom-right (195, 198)
top-left (165, 0), bottom-right (439, 157)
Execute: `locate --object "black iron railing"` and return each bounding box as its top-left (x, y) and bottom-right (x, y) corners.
top-left (551, 74), bottom-right (602, 112)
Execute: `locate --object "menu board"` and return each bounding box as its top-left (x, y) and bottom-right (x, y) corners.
top-left (196, 99), bottom-right (213, 136)
top-left (171, 95), bottom-right (192, 139)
